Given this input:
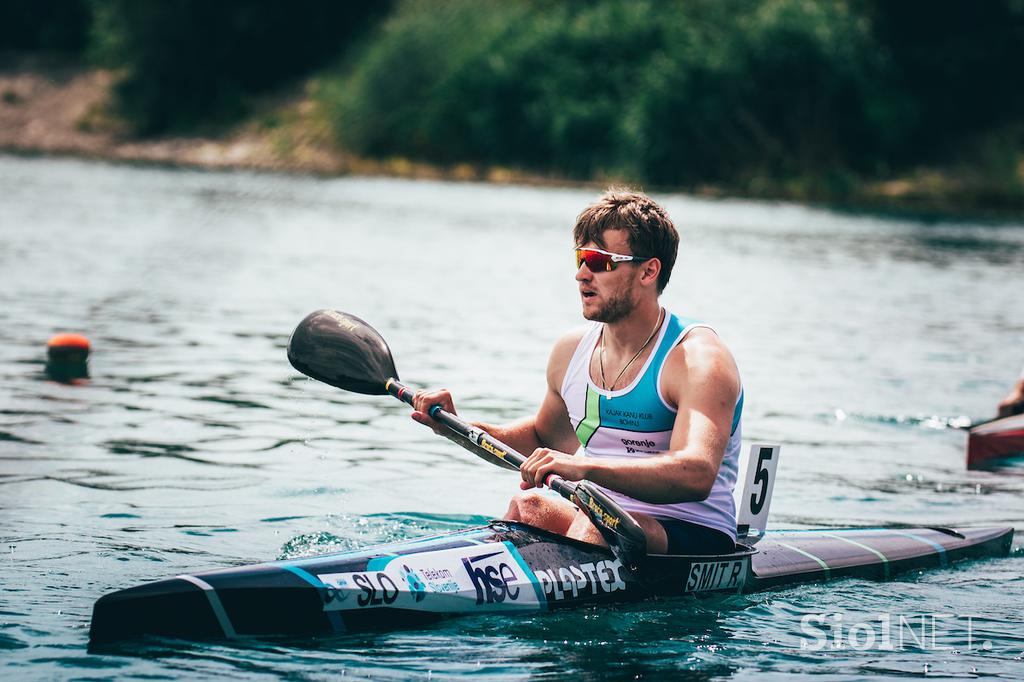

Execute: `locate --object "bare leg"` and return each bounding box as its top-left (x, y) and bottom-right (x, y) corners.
top-left (564, 509), bottom-right (670, 554)
top-left (504, 491), bottom-right (577, 536)
top-left (508, 493), bottom-right (671, 554)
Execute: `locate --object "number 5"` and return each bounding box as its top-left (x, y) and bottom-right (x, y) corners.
top-left (736, 443), bottom-right (781, 541)
top-left (750, 447), bottom-right (773, 515)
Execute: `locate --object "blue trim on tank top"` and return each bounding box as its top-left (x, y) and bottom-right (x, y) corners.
top-left (731, 389), bottom-right (744, 437)
top-left (593, 313), bottom-right (685, 433)
top-left (587, 313), bottom-right (743, 436)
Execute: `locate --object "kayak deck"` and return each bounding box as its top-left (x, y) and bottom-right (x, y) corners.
top-left (88, 522), bottom-right (1013, 647)
top-left (749, 526), bottom-right (1009, 587)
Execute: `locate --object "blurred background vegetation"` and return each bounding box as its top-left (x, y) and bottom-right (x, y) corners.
top-left (2, 0), bottom-right (1022, 210)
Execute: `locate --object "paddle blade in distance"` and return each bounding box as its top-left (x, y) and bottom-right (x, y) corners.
top-left (287, 310), bottom-right (398, 395)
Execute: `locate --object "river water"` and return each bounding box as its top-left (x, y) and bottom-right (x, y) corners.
top-left (2, 155), bottom-right (1023, 679)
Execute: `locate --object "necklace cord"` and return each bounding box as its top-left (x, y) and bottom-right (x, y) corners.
top-left (599, 308), bottom-right (663, 392)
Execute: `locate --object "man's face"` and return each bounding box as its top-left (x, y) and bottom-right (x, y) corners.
top-left (575, 229), bottom-right (640, 323)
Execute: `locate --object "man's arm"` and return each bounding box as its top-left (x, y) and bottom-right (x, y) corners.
top-left (519, 328), bottom-right (740, 503)
top-left (411, 329), bottom-right (584, 456)
top-left (997, 372), bottom-right (1024, 418)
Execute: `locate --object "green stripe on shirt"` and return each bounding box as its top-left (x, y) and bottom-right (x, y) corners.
top-left (575, 384), bottom-right (601, 447)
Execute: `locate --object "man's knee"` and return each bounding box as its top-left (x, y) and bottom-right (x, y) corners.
top-left (505, 491), bottom-right (548, 523)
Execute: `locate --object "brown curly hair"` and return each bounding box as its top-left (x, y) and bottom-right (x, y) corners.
top-left (572, 189), bottom-right (679, 293)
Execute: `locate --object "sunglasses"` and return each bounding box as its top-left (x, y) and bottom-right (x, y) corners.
top-left (575, 247), bottom-right (653, 272)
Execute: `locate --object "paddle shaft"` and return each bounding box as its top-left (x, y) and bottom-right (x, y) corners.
top-left (959, 415), bottom-right (1006, 431)
top-left (385, 377), bottom-right (648, 569)
top-left (286, 309), bottom-right (647, 569)
top-left (387, 378), bottom-right (571, 493)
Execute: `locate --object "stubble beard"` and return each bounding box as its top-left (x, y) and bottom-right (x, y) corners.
top-left (585, 283), bottom-right (636, 324)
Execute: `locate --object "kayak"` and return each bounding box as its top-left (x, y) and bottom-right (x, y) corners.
top-left (88, 520), bottom-right (1013, 646)
top-left (967, 413), bottom-right (1024, 469)
top-left (86, 313), bottom-right (1017, 647)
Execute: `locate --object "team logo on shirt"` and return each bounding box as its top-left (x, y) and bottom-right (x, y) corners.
top-left (620, 437), bottom-right (658, 453)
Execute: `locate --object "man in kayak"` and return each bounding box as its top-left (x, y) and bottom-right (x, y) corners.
top-left (998, 368), bottom-right (1024, 418)
top-left (413, 190), bottom-right (743, 555)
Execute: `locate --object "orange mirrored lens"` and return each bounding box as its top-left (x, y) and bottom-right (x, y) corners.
top-left (575, 249), bottom-right (615, 272)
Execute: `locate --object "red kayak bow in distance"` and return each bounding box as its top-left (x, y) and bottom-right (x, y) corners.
top-left (967, 413), bottom-right (1024, 469)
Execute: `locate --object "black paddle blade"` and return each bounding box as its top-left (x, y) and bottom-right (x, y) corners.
top-left (287, 310), bottom-right (398, 395)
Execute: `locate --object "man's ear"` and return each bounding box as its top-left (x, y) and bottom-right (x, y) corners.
top-left (641, 258), bottom-right (661, 287)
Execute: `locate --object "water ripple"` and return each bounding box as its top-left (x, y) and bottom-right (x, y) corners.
top-left (2, 155), bottom-right (1023, 679)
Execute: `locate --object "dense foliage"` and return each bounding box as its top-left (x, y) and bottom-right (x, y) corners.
top-left (328, 1), bottom-right (878, 185)
top-left (88, 0), bottom-right (388, 134)
top-left (325, 0), bottom-right (1024, 190)
top-left (866, 0), bottom-right (1024, 164)
top-left (3, 0), bottom-right (1022, 194)
top-left (0, 0), bottom-right (92, 52)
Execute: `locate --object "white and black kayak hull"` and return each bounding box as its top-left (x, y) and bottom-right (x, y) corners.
top-left (88, 522), bottom-right (1013, 647)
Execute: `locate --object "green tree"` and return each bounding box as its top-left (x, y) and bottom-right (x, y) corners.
top-left (91, 0), bottom-right (388, 134)
top-left (0, 0), bottom-right (92, 52)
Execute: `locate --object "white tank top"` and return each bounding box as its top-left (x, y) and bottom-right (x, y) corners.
top-left (559, 311), bottom-right (743, 540)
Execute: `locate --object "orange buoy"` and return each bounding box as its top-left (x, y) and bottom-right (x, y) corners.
top-left (46, 333), bottom-right (91, 382)
top-left (48, 333), bottom-right (91, 350)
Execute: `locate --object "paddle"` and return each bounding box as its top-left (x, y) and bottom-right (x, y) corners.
top-left (956, 415), bottom-right (1003, 431)
top-left (286, 309), bottom-right (648, 571)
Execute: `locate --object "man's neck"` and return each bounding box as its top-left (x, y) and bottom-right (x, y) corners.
top-left (602, 299), bottom-right (663, 355)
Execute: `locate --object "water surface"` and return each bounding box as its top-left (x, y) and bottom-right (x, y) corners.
top-left (2, 155), bottom-right (1023, 679)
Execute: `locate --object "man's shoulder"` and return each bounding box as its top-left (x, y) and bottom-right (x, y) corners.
top-left (678, 324), bottom-right (728, 352)
top-left (546, 325), bottom-right (592, 387)
top-left (556, 324), bottom-right (591, 349)
top-left (660, 324), bottom-right (741, 410)
top-left (666, 324), bottom-right (739, 381)
top-left (550, 325), bottom-right (591, 365)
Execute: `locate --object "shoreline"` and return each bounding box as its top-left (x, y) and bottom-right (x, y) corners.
top-left (2, 60), bottom-right (1021, 222)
